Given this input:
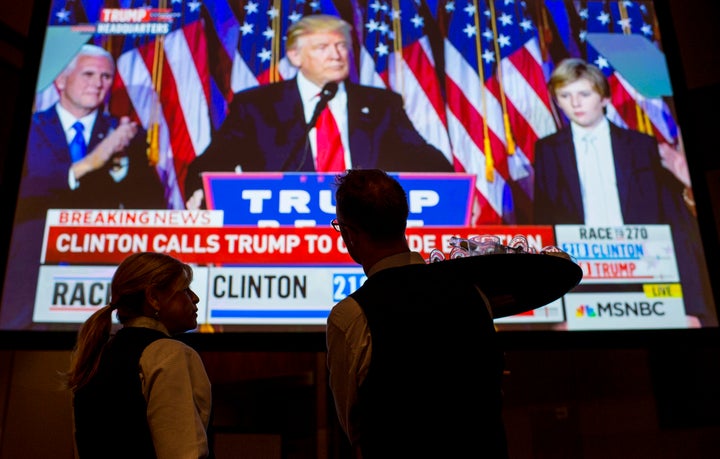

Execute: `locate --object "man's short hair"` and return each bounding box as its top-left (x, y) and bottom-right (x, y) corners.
top-left (63, 44), bottom-right (116, 76)
top-left (548, 58), bottom-right (610, 99)
top-left (286, 14), bottom-right (352, 51)
top-left (334, 169), bottom-right (409, 242)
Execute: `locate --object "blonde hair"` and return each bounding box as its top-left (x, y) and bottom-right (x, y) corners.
top-left (286, 14), bottom-right (352, 51)
top-left (63, 252), bottom-right (192, 391)
top-left (548, 58), bottom-right (610, 99)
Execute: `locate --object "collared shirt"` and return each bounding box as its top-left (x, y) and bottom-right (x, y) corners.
top-left (326, 251), bottom-right (426, 443)
top-left (57, 104), bottom-right (97, 190)
top-left (296, 72), bottom-right (352, 169)
top-left (56, 103), bottom-right (96, 146)
top-left (125, 317), bottom-right (213, 459)
top-left (571, 117), bottom-right (624, 225)
top-left (55, 103), bottom-right (129, 187)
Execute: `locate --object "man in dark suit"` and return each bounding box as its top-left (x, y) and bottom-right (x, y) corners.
top-left (184, 14), bottom-right (453, 209)
top-left (534, 120), bottom-right (677, 225)
top-left (0, 44), bottom-right (165, 329)
top-left (18, 44), bottom-right (165, 217)
top-left (531, 58), bottom-right (715, 327)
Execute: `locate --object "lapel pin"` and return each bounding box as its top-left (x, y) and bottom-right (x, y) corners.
top-left (361, 107), bottom-right (370, 114)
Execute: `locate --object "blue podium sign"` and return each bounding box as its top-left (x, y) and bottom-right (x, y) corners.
top-left (203, 172), bottom-right (476, 227)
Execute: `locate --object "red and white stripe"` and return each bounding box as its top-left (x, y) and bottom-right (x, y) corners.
top-left (359, 36), bottom-right (453, 163)
top-left (444, 37), bottom-right (555, 224)
top-left (607, 71), bottom-right (675, 145)
top-left (114, 21), bottom-right (211, 209)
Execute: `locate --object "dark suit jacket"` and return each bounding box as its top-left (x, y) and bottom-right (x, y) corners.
top-left (531, 121), bottom-right (713, 323)
top-left (18, 105), bottom-right (166, 222)
top-left (184, 79), bottom-right (453, 200)
top-left (533, 122), bottom-right (682, 224)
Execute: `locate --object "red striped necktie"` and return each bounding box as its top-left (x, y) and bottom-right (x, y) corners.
top-left (315, 106), bottom-right (346, 172)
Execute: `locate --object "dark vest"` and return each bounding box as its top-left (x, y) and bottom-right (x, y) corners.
top-left (351, 262), bottom-right (508, 458)
top-left (73, 327), bottom-right (168, 459)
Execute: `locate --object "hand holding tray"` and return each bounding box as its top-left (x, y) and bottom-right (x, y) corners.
top-left (426, 235), bottom-right (583, 318)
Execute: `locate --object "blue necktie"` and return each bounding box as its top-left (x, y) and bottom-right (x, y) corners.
top-left (69, 121), bottom-right (87, 163)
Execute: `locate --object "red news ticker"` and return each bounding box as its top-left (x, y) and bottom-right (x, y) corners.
top-left (42, 225), bottom-right (555, 265)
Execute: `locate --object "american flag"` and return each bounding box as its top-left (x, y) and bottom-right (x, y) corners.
top-left (353, 0), bottom-right (452, 163)
top-left (34, 0), bottom-right (680, 221)
top-left (437, 0), bottom-right (556, 224)
top-left (545, 0), bottom-right (679, 145)
top-left (229, 0), bottom-right (328, 91)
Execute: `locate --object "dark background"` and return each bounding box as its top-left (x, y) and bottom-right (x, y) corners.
top-left (1, 1), bottom-right (719, 458)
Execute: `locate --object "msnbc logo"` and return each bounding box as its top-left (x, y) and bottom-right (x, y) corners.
top-left (575, 304), bottom-right (597, 318)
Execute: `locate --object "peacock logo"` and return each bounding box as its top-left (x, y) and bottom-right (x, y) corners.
top-left (575, 304), bottom-right (597, 318)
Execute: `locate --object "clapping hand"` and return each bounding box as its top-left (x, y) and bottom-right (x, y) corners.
top-left (73, 116), bottom-right (138, 180)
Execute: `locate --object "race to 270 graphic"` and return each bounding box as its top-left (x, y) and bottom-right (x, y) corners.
top-left (555, 225), bottom-right (687, 330)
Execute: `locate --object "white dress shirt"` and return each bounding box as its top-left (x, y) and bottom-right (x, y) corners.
top-left (55, 103), bottom-right (129, 187)
top-left (56, 104), bottom-right (97, 189)
top-left (127, 317), bottom-right (213, 459)
top-left (296, 72), bottom-right (352, 169)
top-left (571, 117), bottom-right (624, 225)
top-left (326, 251), bottom-right (427, 444)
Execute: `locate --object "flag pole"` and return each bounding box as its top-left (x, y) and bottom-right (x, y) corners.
top-left (618, 2), bottom-right (654, 137)
top-left (146, 0), bottom-right (166, 167)
top-left (391, 0), bottom-right (404, 99)
top-left (488, 0), bottom-right (516, 156)
top-left (472, 0), bottom-right (494, 182)
top-left (270, 0), bottom-right (282, 83)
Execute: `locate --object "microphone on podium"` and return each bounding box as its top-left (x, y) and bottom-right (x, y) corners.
top-left (306, 82), bottom-right (338, 131)
top-left (283, 81), bottom-right (339, 171)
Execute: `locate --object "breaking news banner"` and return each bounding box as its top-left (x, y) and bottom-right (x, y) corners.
top-left (36, 207), bottom-right (561, 326)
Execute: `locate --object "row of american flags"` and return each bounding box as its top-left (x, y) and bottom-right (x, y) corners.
top-left (37, 0), bottom-right (679, 224)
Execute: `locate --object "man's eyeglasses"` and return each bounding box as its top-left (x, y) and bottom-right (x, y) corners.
top-left (331, 218), bottom-right (348, 232)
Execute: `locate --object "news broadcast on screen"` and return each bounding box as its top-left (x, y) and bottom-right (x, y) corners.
top-left (0, 0), bottom-right (716, 334)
